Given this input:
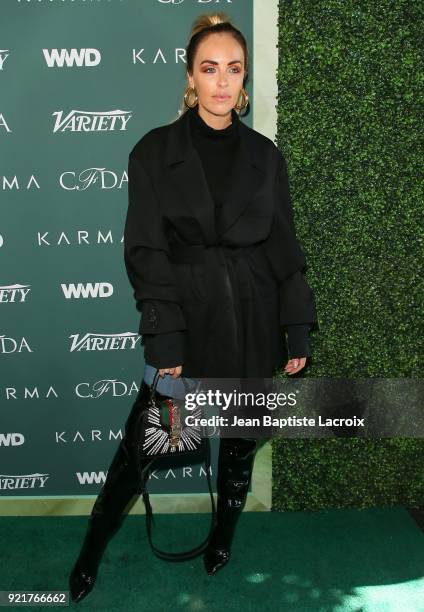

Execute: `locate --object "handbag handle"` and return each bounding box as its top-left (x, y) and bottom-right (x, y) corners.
top-left (150, 368), bottom-right (199, 402)
top-left (141, 436), bottom-right (217, 561)
top-left (135, 368), bottom-right (217, 561)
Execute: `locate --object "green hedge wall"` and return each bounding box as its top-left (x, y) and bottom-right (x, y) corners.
top-left (272, 0), bottom-right (423, 511)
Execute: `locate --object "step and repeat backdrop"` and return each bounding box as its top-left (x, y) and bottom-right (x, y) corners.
top-left (1, 0), bottom-right (273, 513)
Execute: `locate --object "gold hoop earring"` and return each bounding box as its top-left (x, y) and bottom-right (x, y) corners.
top-left (184, 86), bottom-right (198, 108)
top-left (234, 87), bottom-right (249, 111)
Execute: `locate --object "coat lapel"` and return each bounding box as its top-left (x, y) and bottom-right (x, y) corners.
top-left (163, 108), bottom-right (267, 243)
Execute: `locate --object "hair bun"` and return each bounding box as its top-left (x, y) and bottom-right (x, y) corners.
top-left (190, 12), bottom-right (232, 39)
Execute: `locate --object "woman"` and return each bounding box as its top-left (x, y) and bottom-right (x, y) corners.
top-left (69, 12), bottom-right (317, 603)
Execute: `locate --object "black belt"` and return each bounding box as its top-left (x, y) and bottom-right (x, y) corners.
top-left (168, 243), bottom-right (261, 265)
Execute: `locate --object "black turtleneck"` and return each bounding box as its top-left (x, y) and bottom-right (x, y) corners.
top-left (142, 106), bottom-right (311, 369)
top-left (188, 105), bottom-right (241, 221)
top-left (188, 104), bottom-right (239, 139)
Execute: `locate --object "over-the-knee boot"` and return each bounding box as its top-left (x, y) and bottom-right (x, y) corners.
top-left (69, 382), bottom-right (153, 603)
top-left (203, 437), bottom-right (257, 576)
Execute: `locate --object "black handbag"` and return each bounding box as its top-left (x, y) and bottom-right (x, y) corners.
top-left (133, 368), bottom-right (217, 561)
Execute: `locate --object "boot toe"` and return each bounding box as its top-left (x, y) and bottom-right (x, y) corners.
top-left (203, 547), bottom-right (231, 576)
top-left (69, 561), bottom-right (97, 603)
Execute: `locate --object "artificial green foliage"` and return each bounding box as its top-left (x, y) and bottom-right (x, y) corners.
top-left (272, 438), bottom-right (424, 511)
top-left (272, 0), bottom-right (423, 510)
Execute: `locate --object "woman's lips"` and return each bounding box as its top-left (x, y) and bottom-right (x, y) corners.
top-left (213, 95), bottom-right (230, 101)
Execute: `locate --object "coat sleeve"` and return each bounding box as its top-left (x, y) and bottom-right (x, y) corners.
top-left (286, 324), bottom-right (312, 358)
top-left (142, 330), bottom-right (186, 370)
top-left (124, 151), bottom-right (187, 362)
top-left (262, 148), bottom-right (318, 346)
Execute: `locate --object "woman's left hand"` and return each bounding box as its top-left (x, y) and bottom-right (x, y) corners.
top-left (284, 357), bottom-right (307, 375)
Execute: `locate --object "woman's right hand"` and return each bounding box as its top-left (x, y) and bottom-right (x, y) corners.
top-left (158, 365), bottom-right (183, 379)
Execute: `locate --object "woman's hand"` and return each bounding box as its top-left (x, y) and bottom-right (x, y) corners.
top-left (158, 365), bottom-right (183, 379)
top-left (284, 357), bottom-right (307, 375)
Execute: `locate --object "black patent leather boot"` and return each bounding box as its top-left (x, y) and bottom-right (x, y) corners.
top-left (69, 382), bottom-right (153, 603)
top-left (204, 437), bottom-right (257, 576)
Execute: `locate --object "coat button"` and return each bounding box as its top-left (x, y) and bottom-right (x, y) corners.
top-left (148, 307), bottom-right (158, 328)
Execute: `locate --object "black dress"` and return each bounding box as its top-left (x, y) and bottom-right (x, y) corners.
top-left (143, 105), bottom-right (311, 370)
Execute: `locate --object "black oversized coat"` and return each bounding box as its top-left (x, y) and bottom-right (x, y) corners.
top-left (124, 108), bottom-right (317, 379)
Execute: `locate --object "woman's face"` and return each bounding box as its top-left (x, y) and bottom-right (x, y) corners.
top-left (187, 32), bottom-right (246, 119)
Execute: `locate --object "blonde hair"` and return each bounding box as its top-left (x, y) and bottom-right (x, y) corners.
top-left (191, 12), bottom-right (231, 36)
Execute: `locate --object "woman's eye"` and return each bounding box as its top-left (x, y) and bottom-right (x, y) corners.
top-left (204, 67), bottom-right (240, 73)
